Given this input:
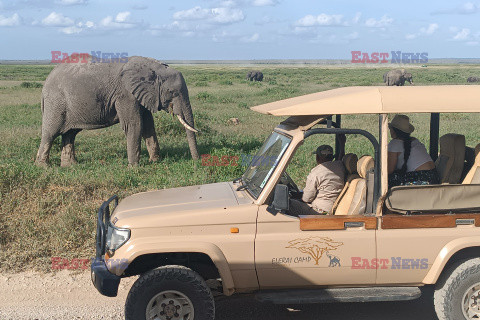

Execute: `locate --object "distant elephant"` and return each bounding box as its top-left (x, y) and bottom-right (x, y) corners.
top-left (36, 56), bottom-right (199, 167)
top-left (467, 76), bottom-right (479, 83)
top-left (246, 70), bottom-right (263, 81)
top-left (384, 69), bottom-right (413, 86)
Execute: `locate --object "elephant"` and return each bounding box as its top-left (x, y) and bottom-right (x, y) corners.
top-left (36, 56), bottom-right (199, 167)
top-left (467, 76), bottom-right (479, 83)
top-left (246, 70), bottom-right (263, 82)
top-left (384, 69), bottom-right (413, 86)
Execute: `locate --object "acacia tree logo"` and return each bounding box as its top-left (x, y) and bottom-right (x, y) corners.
top-left (286, 237), bottom-right (344, 266)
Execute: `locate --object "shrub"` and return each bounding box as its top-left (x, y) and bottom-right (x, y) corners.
top-left (20, 82), bottom-right (43, 89)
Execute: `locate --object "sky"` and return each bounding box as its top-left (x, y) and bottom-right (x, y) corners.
top-left (1, 0), bottom-right (480, 60)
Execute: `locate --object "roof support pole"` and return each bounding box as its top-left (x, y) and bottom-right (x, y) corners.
top-left (430, 113), bottom-right (440, 161)
top-left (379, 114), bottom-right (389, 215)
top-left (335, 115), bottom-right (342, 160)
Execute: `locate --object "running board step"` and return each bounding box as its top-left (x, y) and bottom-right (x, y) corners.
top-left (255, 287), bottom-right (422, 304)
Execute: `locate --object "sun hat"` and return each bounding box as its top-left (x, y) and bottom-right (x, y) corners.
top-left (388, 114), bottom-right (415, 134)
top-left (313, 145), bottom-right (334, 157)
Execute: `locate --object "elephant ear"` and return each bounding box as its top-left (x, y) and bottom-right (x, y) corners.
top-left (120, 57), bottom-right (161, 113)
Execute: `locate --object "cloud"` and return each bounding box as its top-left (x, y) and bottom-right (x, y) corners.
top-left (405, 23), bottom-right (439, 40)
top-left (241, 32), bottom-right (259, 42)
top-left (55, 0), bottom-right (88, 5)
top-left (365, 15), bottom-right (393, 28)
top-left (453, 28), bottom-right (471, 40)
top-left (173, 6), bottom-right (244, 24)
top-left (433, 2), bottom-right (480, 15)
top-left (352, 12), bottom-right (361, 24)
top-left (100, 11), bottom-right (138, 29)
top-left (252, 0), bottom-right (279, 6)
top-left (0, 13), bottom-right (21, 26)
top-left (61, 20), bottom-right (94, 34)
top-left (41, 12), bottom-right (74, 27)
top-left (211, 7), bottom-right (244, 23)
top-left (173, 6), bottom-right (210, 20)
top-left (115, 11), bottom-right (130, 23)
top-left (420, 23), bottom-right (439, 35)
top-left (60, 26), bottom-right (82, 34)
top-left (295, 14), bottom-right (344, 27)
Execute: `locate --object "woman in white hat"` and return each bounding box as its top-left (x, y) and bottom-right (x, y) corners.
top-left (388, 115), bottom-right (439, 187)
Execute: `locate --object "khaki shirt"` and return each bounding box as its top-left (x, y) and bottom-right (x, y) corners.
top-left (302, 160), bottom-right (345, 213)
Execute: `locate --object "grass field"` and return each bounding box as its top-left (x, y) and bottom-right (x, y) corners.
top-left (1, 64), bottom-right (480, 272)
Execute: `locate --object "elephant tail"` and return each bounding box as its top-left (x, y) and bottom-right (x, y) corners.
top-left (41, 95), bottom-right (45, 114)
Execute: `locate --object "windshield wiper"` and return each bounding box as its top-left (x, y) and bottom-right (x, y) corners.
top-left (236, 184), bottom-right (248, 191)
top-left (233, 176), bottom-right (248, 191)
top-left (233, 176), bottom-right (242, 183)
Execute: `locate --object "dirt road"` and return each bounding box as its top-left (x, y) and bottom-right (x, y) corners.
top-left (0, 271), bottom-right (437, 319)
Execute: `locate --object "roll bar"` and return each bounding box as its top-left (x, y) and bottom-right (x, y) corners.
top-left (304, 127), bottom-right (380, 212)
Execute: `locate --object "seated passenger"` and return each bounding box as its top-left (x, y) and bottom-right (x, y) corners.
top-left (302, 144), bottom-right (346, 214)
top-left (388, 115), bottom-right (439, 187)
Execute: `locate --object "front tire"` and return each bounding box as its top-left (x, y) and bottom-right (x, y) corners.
top-left (434, 258), bottom-right (480, 320)
top-left (125, 265), bottom-right (215, 320)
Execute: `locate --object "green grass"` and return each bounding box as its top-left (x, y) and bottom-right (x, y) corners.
top-left (1, 64), bottom-right (480, 272)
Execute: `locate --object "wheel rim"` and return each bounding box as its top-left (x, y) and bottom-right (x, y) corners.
top-left (146, 290), bottom-right (194, 320)
top-left (462, 283), bottom-right (480, 319)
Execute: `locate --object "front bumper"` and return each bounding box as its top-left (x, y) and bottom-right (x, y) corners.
top-left (91, 259), bottom-right (121, 297)
top-left (91, 195), bottom-right (121, 297)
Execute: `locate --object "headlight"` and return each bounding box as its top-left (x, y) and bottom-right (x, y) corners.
top-left (106, 223), bottom-right (130, 254)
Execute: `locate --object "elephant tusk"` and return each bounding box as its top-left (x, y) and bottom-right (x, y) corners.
top-left (177, 115), bottom-right (199, 133)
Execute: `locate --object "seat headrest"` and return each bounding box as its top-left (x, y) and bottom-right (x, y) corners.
top-left (476, 143), bottom-right (480, 157)
top-left (357, 156), bottom-right (374, 178)
top-left (343, 153), bottom-right (358, 174)
top-left (439, 134), bottom-right (466, 155)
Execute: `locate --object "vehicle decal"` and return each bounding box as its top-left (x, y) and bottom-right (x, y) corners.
top-left (285, 236), bottom-right (344, 267)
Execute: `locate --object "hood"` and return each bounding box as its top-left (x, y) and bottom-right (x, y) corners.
top-left (111, 182), bottom-right (241, 228)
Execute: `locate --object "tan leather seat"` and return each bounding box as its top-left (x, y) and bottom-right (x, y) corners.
top-left (331, 153), bottom-right (359, 213)
top-left (334, 156), bottom-right (374, 215)
top-left (463, 144), bottom-right (480, 184)
top-left (435, 134), bottom-right (466, 184)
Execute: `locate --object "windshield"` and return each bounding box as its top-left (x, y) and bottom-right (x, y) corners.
top-left (242, 131), bottom-right (292, 199)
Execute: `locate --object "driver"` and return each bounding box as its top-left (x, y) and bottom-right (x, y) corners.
top-left (302, 144), bottom-right (345, 214)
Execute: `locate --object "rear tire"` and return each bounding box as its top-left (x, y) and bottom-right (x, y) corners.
top-left (434, 258), bottom-right (480, 320)
top-left (125, 265), bottom-right (215, 320)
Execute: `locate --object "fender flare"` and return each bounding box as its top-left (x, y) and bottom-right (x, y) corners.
top-left (423, 236), bottom-right (480, 284)
top-left (119, 240), bottom-right (236, 296)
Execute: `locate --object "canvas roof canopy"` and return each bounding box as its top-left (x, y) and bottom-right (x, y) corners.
top-left (251, 86), bottom-right (480, 116)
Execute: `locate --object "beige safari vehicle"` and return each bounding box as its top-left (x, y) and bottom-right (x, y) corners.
top-left (92, 86), bottom-right (480, 320)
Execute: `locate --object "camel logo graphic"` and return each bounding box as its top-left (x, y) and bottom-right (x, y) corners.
top-left (326, 251), bottom-right (341, 267)
top-left (286, 237), bottom-right (343, 267)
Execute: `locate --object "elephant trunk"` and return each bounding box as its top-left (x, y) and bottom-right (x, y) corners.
top-left (176, 99), bottom-right (199, 160)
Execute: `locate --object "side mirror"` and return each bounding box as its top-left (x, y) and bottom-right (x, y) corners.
top-left (267, 184), bottom-right (289, 215)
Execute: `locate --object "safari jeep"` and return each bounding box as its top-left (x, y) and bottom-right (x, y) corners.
top-left (92, 86), bottom-right (480, 320)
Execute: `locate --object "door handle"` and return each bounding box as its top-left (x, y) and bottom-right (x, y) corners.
top-left (456, 219), bottom-right (475, 226)
top-left (345, 221), bottom-right (365, 228)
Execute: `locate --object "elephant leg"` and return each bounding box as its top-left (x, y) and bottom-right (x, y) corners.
top-left (141, 109), bottom-right (160, 162)
top-left (61, 129), bottom-right (81, 167)
top-left (117, 100), bottom-right (142, 166)
top-left (36, 132), bottom-right (57, 167)
top-left (124, 122), bottom-right (142, 166)
top-left (36, 120), bottom-right (62, 167)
